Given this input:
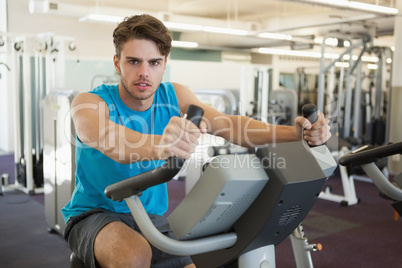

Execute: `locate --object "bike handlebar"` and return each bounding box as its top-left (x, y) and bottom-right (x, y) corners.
top-left (105, 105), bottom-right (204, 202)
top-left (339, 142), bottom-right (402, 167)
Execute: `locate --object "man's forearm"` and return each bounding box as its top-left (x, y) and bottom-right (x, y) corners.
top-left (94, 122), bottom-right (161, 164)
top-left (212, 115), bottom-right (300, 147)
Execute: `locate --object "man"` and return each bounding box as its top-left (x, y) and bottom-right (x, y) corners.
top-left (62, 14), bottom-right (331, 268)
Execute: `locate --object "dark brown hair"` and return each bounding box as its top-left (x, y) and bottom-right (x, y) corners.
top-left (113, 14), bottom-right (172, 60)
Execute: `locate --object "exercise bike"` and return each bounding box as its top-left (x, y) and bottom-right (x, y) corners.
top-left (85, 104), bottom-right (335, 268)
top-left (339, 142), bottom-right (402, 215)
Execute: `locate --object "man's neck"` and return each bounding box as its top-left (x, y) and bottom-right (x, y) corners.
top-left (118, 84), bottom-right (154, 112)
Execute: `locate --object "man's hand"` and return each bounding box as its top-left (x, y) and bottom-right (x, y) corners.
top-left (156, 116), bottom-right (205, 159)
top-left (295, 113), bottom-right (331, 146)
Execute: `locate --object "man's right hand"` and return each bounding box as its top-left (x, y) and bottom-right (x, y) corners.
top-left (155, 116), bottom-right (203, 160)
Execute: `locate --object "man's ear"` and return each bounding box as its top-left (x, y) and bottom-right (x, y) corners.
top-left (113, 54), bottom-right (120, 74)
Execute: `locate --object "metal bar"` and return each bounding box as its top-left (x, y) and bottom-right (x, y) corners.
top-left (125, 195), bottom-right (238, 256)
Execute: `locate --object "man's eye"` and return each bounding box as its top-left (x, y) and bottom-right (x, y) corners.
top-left (129, 60), bottom-right (138, 64)
top-left (150, 61), bottom-right (159, 66)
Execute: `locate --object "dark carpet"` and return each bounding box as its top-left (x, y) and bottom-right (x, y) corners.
top-left (0, 191), bottom-right (71, 268)
top-left (1, 153), bottom-right (401, 267)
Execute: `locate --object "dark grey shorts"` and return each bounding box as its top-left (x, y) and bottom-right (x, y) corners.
top-left (64, 208), bottom-right (193, 268)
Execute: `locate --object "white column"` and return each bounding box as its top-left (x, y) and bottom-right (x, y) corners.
top-left (0, 0), bottom-right (14, 153)
top-left (389, 0), bottom-right (402, 174)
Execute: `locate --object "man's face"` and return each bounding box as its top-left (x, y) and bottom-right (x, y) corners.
top-left (114, 39), bottom-right (167, 109)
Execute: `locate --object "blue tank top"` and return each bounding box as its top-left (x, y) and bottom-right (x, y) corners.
top-left (62, 82), bottom-right (180, 223)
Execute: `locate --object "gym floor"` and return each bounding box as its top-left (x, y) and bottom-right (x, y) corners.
top-left (1, 153), bottom-right (401, 268)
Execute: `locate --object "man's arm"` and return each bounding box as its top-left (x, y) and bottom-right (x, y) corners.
top-left (71, 92), bottom-right (202, 164)
top-left (70, 93), bottom-right (159, 163)
top-left (173, 82), bottom-right (331, 147)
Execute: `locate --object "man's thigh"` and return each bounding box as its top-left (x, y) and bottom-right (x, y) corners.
top-left (66, 209), bottom-right (194, 268)
top-left (94, 221), bottom-right (152, 267)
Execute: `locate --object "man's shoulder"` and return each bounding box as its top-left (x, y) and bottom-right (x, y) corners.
top-left (158, 81), bottom-right (173, 90)
top-left (157, 82), bottom-right (175, 97)
top-left (90, 84), bottom-right (118, 95)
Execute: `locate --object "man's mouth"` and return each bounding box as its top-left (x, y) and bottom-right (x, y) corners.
top-left (135, 81), bottom-right (151, 89)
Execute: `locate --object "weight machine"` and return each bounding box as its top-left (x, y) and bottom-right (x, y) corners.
top-left (317, 34), bottom-right (372, 206)
top-left (240, 65), bottom-right (297, 126)
top-left (317, 31), bottom-right (394, 207)
top-left (240, 65), bottom-right (271, 121)
top-left (1, 33), bottom-right (76, 197)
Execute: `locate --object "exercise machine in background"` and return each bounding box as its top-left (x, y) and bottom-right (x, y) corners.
top-left (269, 89), bottom-right (297, 126)
top-left (240, 65), bottom-right (298, 126)
top-left (0, 33), bottom-right (78, 234)
top-left (89, 74), bottom-right (119, 91)
top-left (316, 32), bottom-right (393, 206)
top-left (339, 142), bottom-right (402, 216)
top-left (43, 89), bottom-right (77, 235)
top-left (317, 33), bottom-right (371, 188)
top-left (0, 33), bottom-right (75, 196)
top-left (194, 89), bottom-right (239, 115)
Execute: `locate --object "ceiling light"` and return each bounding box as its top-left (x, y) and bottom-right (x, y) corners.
top-left (258, 47), bottom-right (340, 59)
top-left (360, 55), bottom-right (378, 62)
top-left (163, 22), bottom-right (203, 31)
top-left (314, 37), bottom-right (324, 44)
top-left (257, 47), bottom-right (384, 64)
top-left (79, 14), bottom-right (123, 24)
top-left (315, 37), bottom-right (351, 47)
top-left (258, 32), bottom-right (292, 40)
top-left (202, 26), bottom-right (249, 36)
top-left (29, 0), bottom-right (50, 13)
top-left (348, 1), bottom-right (398, 14)
top-left (257, 48), bottom-right (323, 58)
top-left (288, 0), bottom-right (398, 15)
top-left (79, 15), bottom-right (249, 36)
top-left (257, 47), bottom-right (345, 60)
top-left (340, 54), bottom-right (377, 62)
top-left (171, 40), bottom-right (199, 48)
top-left (304, 0), bottom-right (350, 8)
top-left (325, 37), bottom-right (338, 47)
top-left (335, 62), bottom-right (349, 68)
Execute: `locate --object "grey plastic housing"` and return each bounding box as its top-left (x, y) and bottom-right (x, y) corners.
top-left (168, 154), bottom-right (269, 240)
